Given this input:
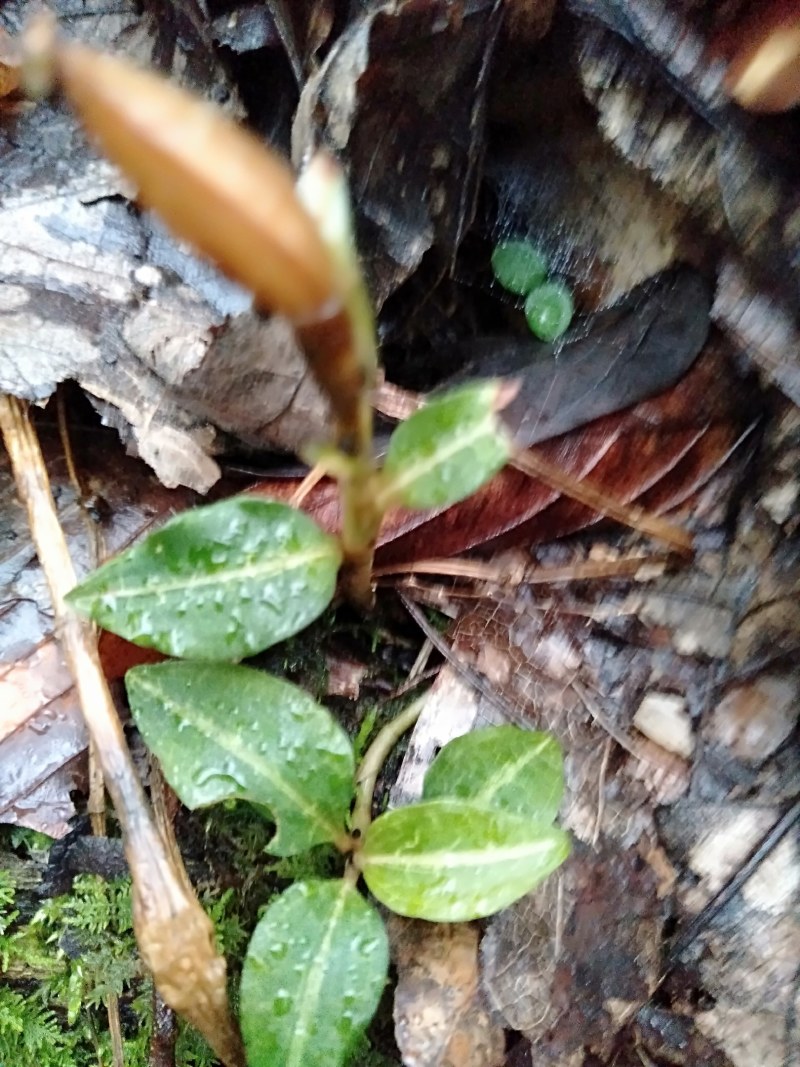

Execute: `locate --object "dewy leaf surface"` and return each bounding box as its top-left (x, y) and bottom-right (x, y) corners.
top-left (240, 879), bottom-right (388, 1067)
top-left (126, 662), bottom-right (354, 855)
top-left (379, 382), bottom-right (511, 510)
top-left (423, 726), bottom-right (564, 823)
top-left (66, 498), bottom-right (341, 661)
top-left (360, 800), bottom-right (570, 921)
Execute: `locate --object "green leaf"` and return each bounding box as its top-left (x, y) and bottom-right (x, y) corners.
top-left (359, 799), bottom-right (569, 921)
top-left (240, 879), bottom-right (388, 1067)
top-left (379, 382), bottom-right (511, 510)
top-left (491, 240), bottom-right (548, 295)
top-left (66, 498), bottom-right (341, 661)
top-left (423, 726), bottom-right (563, 823)
top-left (126, 662), bottom-right (354, 855)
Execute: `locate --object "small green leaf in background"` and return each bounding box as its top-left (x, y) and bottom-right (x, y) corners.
top-left (359, 799), bottom-right (570, 922)
top-left (66, 498), bottom-right (341, 661)
top-left (240, 879), bottom-right (388, 1067)
top-left (379, 382), bottom-right (511, 510)
top-left (126, 663), bottom-right (354, 855)
top-left (423, 726), bottom-right (564, 823)
top-left (491, 240), bottom-right (548, 296)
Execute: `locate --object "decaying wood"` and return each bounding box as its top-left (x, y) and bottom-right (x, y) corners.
top-left (389, 916), bottom-right (505, 1067)
top-left (392, 398), bottom-right (799, 1067)
top-left (572, 1), bottom-right (800, 403)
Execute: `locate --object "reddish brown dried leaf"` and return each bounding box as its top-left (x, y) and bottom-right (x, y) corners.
top-left (252, 340), bottom-right (752, 565)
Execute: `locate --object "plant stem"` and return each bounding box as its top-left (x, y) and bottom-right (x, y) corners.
top-left (350, 697), bottom-right (426, 842)
top-left (299, 309), bottom-right (385, 610)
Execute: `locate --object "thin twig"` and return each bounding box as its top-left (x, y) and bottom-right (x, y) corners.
top-left (512, 449), bottom-right (694, 554)
top-left (663, 797), bottom-right (800, 969)
top-left (398, 591), bottom-right (518, 723)
top-left (289, 460), bottom-right (327, 508)
top-left (60, 394), bottom-right (122, 1061)
top-left (374, 552), bottom-right (673, 583)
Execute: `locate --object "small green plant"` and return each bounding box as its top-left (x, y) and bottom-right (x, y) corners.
top-left (33, 33), bottom-right (572, 1067)
top-left (64, 390), bottom-right (570, 1064)
top-left (491, 238), bottom-right (574, 340)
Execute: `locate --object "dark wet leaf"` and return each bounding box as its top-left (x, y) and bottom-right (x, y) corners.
top-left (360, 799), bottom-right (570, 921)
top-left (473, 268), bottom-right (711, 448)
top-left (293, 0), bottom-right (503, 304)
top-left (240, 879), bottom-right (388, 1067)
top-left (126, 662), bottom-right (354, 855)
top-left (67, 498), bottom-right (341, 661)
top-left (423, 726), bottom-right (564, 824)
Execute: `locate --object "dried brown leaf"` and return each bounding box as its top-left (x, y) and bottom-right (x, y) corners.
top-left (54, 41), bottom-right (337, 322)
top-left (255, 340), bottom-right (752, 563)
top-left (293, 0), bottom-right (502, 304)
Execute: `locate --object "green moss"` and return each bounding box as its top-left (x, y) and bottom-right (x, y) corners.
top-left (0, 839), bottom-right (266, 1067)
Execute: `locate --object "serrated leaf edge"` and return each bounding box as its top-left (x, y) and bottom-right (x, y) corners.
top-left (128, 672), bottom-right (348, 849)
top-left (284, 880), bottom-right (351, 1067)
top-left (68, 543), bottom-right (338, 605)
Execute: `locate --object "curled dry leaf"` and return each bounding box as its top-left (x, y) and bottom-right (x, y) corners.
top-left (389, 916), bottom-right (505, 1067)
top-left (52, 41), bottom-right (337, 323)
top-left (293, 0), bottom-right (503, 304)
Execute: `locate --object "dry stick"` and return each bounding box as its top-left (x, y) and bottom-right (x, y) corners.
top-left (512, 449), bottom-right (694, 555)
top-left (55, 392), bottom-right (124, 1067)
top-left (289, 460), bottom-right (327, 507)
top-left (374, 553), bottom-right (673, 584)
top-left (0, 395), bottom-right (244, 1067)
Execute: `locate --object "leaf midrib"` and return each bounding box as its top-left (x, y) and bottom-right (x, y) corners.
top-left (380, 412), bottom-right (506, 505)
top-left (364, 836), bottom-right (560, 870)
top-left (133, 674), bottom-right (345, 846)
top-left (73, 543), bottom-right (336, 603)
top-left (286, 883), bottom-right (350, 1067)
top-left (471, 736), bottom-right (554, 808)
